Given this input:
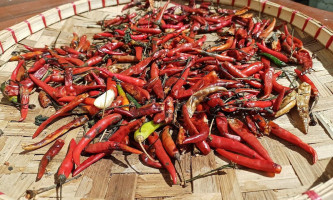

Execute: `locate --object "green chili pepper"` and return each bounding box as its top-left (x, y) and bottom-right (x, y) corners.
top-left (126, 93), bottom-right (141, 108)
top-left (134, 121), bottom-right (162, 162)
top-left (259, 53), bottom-right (287, 67)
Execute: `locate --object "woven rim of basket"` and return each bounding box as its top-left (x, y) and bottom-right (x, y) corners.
top-left (0, 0), bottom-right (333, 55)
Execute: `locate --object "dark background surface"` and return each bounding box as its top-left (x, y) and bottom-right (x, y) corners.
top-left (0, 0), bottom-right (332, 30)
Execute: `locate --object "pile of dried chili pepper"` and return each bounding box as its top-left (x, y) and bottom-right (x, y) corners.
top-left (2, 0), bottom-right (319, 186)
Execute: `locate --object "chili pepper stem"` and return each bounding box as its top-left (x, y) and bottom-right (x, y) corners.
top-left (182, 164), bottom-right (234, 185)
top-left (25, 174), bottom-right (82, 199)
top-left (176, 156), bottom-right (187, 187)
top-left (138, 136), bottom-right (158, 163)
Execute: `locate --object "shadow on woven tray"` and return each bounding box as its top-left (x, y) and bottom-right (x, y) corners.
top-left (308, 158), bottom-right (333, 189)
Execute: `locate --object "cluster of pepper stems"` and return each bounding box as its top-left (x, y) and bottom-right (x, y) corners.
top-left (1, 0), bottom-right (319, 186)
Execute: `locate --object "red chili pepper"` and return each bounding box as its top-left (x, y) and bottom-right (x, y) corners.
top-left (28, 58), bottom-right (46, 73)
top-left (23, 116), bottom-right (88, 151)
top-left (257, 43), bottom-right (289, 63)
top-left (241, 62), bottom-right (263, 76)
top-left (56, 139), bottom-right (77, 184)
top-left (11, 60), bottom-right (26, 82)
top-left (73, 113), bottom-right (122, 166)
top-left (160, 126), bottom-right (180, 159)
top-left (208, 134), bottom-right (263, 160)
top-left (70, 33), bottom-right (79, 48)
top-left (228, 118), bottom-right (273, 162)
top-left (32, 93), bottom-right (89, 138)
top-left (121, 82), bottom-right (150, 103)
top-left (245, 115), bottom-right (259, 136)
top-left (38, 91), bottom-right (52, 108)
top-left (36, 139), bottom-right (65, 181)
top-left (140, 149), bottom-right (163, 169)
top-left (294, 49), bottom-right (313, 74)
top-left (260, 18), bottom-right (276, 39)
top-left (9, 51), bottom-right (43, 61)
top-left (18, 85), bottom-right (29, 122)
top-left (72, 153), bottom-right (105, 176)
top-left (261, 66), bottom-right (274, 99)
top-left (272, 72), bottom-right (290, 94)
top-left (97, 67), bottom-right (146, 87)
top-left (222, 62), bottom-right (262, 88)
top-left (148, 132), bottom-right (177, 185)
top-left (84, 141), bottom-right (142, 154)
top-left (182, 104), bottom-right (211, 155)
top-left (273, 88), bottom-right (286, 112)
top-left (268, 121), bottom-right (317, 164)
top-left (216, 149), bottom-right (281, 173)
top-left (183, 114), bottom-right (209, 144)
top-left (294, 69), bottom-right (319, 97)
top-left (215, 112), bottom-right (241, 141)
top-left (251, 114), bottom-right (271, 135)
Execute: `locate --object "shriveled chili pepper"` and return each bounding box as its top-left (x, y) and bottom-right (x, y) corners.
top-left (22, 116), bottom-right (88, 151)
top-left (38, 91), bottom-right (52, 108)
top-left (36, 139), bottom-right (65, 181)
top-left (32, 93), bottom-right (89, 138)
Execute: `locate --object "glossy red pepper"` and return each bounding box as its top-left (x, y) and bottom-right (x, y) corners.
top-left (73, 113), bottom-right (122, 166)
top-left (148, 132), bottom-right (177, 185)
top-left (228, 118), bottom-right (273, 162)
top-left (216, 149), bottom-right (281, 173)
top-left (269, 121), bottom-right (317, 164)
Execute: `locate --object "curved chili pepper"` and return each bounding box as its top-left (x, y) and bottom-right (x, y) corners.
top-left (72, 153), bottom-right (105, 176)
top-left (294, 49), bottom-right (313, 74)
top-left (259, 18), bottom-right (276, 39)
top-left (261, 66), bottom-right (274, 99)
top-left (268, 121), bottom-right (317, 164)
top-left (56, 139), bottom-right (77, 184)
top-left (11, 60), bottom-right (25, 82)
top-left (73, 113), bottom-right (122, 166)
top-left (139, 147), bottom-right (163, 169)
top-left (22, 116), bottom-right (88, 151)
top-left (272, 72), bottom-right (290, 94)
top-left (32, 93), bottom-right (89, 138)
top-left (241, 62), bottom-right (263, 76)
top-left (228, 118), bottom-right (273, 162)
top-left (216, 149), bottom-right (281, 173)
top-left (183, 114), bottom-right (209, 144)
top-left (222, 62), bottom-right (262, 88)
top-left (182, 104), bottom-right (211, 155)
top-left (273, 88), bottom-right (286, 112)
top-left (36, 139), bottom-right (65, 181)
top-left (294, 69), bottom-right (319, 97)
top-left (148, 132), bottom-right (177, 185)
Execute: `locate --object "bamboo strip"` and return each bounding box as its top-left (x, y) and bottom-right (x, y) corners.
top-left (0, 0), bottom-right (333, 55)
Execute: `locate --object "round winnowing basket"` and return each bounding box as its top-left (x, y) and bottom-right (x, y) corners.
top-left (0, 0), bottom-right (332, 200)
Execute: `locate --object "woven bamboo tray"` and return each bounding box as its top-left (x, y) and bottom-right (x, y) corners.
top-left (0, 0), bottom-right (333, 199)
